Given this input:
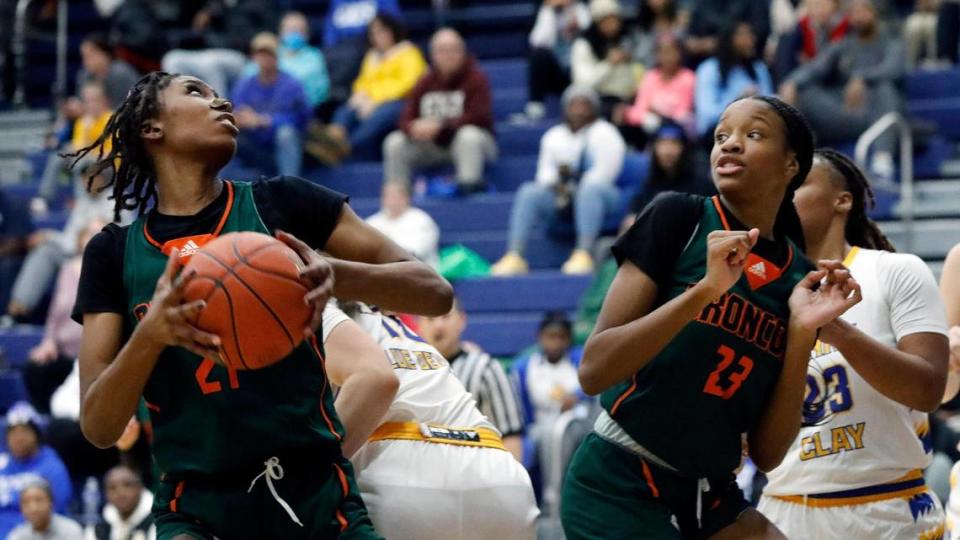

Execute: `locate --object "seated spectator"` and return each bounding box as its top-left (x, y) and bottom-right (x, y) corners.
top-left (0, 190), bottom-right (31, 313)
top-left (231, 32), bottom-right (310, 177)
top-left (365, 182), bottom-right (440, 267)
top-left (492, 86), bottom-right (625, 276)
top-left (631, 0), bottom-right (686, 69)
top-left (773, 0), bottom-right (848, 83)
top-left (87, 465), bottom-right (155, 540)
top-left (571, 0), bottom-right (640, 114)
top-left (780, 0), bottom-right (903, 180)
top-left (382, 28), bottom-right (496, 194)
top-left (510, 312), bottom-right (585, 448)
top-left (685, 0), bottom-right (770, 65)
top-left (310, 13), bottom-right (426, 164)
top-left (418, 299), bottom-right (525, 461)
top-left (8, 164), bottom-right (115, 321)
top-left (694, 21), bottom-right (773, 139)
top-left (21, 219), bottom-right (102, 415)
top-left (619, 33), bottom-right (695, 139)
top-left (0, 403), bottom-right (72, 540)
top-left (627, 121), bottom-right (714, 219)
top-left (75, 34), bottom-right (139, 112)
top-left (322, 0), bottom-right (403, 116)
top-left (6, 481), bottom-right (81, 540)
top-left (904, 0), bottom-right (940, 68)
top-left (522, 0), bottom-right (591, 122)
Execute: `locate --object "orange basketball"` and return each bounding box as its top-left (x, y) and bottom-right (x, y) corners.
top-left (182, 232), bottom-right (313, 370)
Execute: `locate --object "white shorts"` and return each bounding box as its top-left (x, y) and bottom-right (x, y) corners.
top-left (758, 491), bottom-right (945, 540)
top-left (944, 461), bottom-right (960, 539)
top-left (351, 439), bottom-right (539, 540)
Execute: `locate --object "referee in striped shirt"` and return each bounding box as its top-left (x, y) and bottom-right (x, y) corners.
top-left (419, 299), bottom-right (526, 461)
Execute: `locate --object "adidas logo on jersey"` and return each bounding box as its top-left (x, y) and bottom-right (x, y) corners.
top-left (180, 240), bottom-right (201, 257)
top-left (747, 261), bottom-right (767, 280)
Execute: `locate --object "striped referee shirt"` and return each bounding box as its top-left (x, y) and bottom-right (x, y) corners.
top-left (449, 347), bottom-right (525, 437)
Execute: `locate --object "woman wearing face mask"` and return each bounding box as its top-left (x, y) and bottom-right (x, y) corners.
top-left (275, 11), bottom-right (331, 111)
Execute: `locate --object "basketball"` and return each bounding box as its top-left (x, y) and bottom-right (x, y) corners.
top-left (182, 232), bottom-right (313, 370)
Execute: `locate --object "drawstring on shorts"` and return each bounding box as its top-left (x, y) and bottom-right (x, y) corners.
top-left (248, 457), bottom-right (304, 527)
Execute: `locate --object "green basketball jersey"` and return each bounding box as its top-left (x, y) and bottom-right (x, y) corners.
top-left (122, 181), bottom-right (344, 476)
top-left (600, 196), bottom-right (812, 478)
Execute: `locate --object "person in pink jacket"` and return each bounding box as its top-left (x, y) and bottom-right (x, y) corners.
top-left (621, 33), bottom-right (695, 140)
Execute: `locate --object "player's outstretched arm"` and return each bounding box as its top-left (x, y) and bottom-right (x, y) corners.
top-left (325, 317), bottom-right (399, 458)
top-left (579, 229), bottom-right (758, 395)
top-left (749, 265), bottom-right (861, 472)
top-left (78, 249), bottom-right (220, 448)
top-left (322, 205), bottom-right (453, 316)
top-left (941, 244), bottom-right (960, 402)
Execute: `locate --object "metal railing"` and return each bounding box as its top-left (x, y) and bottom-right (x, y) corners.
top-left (854, 112), bottom-right (914, 252)
top-left (12, 0), bottom-right (68, 108)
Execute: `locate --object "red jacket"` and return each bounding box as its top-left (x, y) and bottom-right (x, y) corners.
top-left (798, 15), bottom-right (849, 61)
top-left (398, 56), bottom-right (494, 146)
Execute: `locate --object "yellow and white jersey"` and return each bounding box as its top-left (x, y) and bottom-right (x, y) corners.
top-left (322, 302), bottom-right (494, 432)
top-left (764, 247), bottom-right (948, 496)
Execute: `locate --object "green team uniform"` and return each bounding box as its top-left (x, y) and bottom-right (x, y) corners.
top-left (82, 180), bottom-right (378, 539)
top-left (562, 194), bottom-right (812, 539)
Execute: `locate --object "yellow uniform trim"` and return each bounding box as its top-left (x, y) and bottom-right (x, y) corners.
top-left (772, 469), bottom-right (926, 508)
top-left (368, 422), bottom-right (506, 451)
top-left (843, 246), bottom-right (860, 267)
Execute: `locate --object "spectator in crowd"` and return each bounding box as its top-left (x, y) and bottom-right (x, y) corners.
top-left (510, 312), bottom-right (585, 447)
top-left (627, 121), bottom-right (714, 218)
top-left (87, 465), bottom-right (155, 540)
top-left (309, 13), bottom-right (426, 164)
top-left (619, 33), bottom-right (695, 139)
top-left (418, 299), bottom-right (525, 461)
top-left (694, 21), bottom-right (773, 139)
top-left (571, 0), bottom-right (639, 114)
top-left (522, 0), bottom-right (591, 122)
top-left (0, 403), bottom-right (72, 540)
top-left (275, 12), bottom-right (330, 110)
top-left (35, 81), bottom-right (112, 211)
top-left (631, 0), bottom-right (686, 69)
top-left (492, 86), bottom-right (625, 276)
top-left (382, 28), bottom-right (496, 194)
top-left (780, 0), bottom-right (904, 180)
top-left (8, 163), bottom-right (115, 322)
top-left (74, 34), bottom-right (139, 112)
top-left (772, 0), bottom-right (849, 83)
top-left (938, 0), bottom-right (960, 63)
top-left (365, 182), bottom-right (440, 267)
top-left (904, 0), bottom-right (940, 68)
top-left (231, 32), bottom-right (310, 177)
top-left (21, 219), bottom-right (102, 416)
top-left (685, 0), bottom-right (770, 65)
top-left (322, 0), bottom-right (403, 117)
top-left (6, 481), bottom-right (81, 540)
top-left (0, 190), bottom-right (31, 313)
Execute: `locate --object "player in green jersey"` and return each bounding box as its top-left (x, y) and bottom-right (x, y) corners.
top-left (560, 96), bottom-right (862, 539)
top-left (67, 72), bottom-right (452, 540)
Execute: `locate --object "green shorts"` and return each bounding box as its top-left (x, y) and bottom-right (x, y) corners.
top-left (153, 449), bottom-right (381, 540)
top-left (561, 433), bottom-right (748, 540)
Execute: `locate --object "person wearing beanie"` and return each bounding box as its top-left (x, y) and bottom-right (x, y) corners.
top-left (492, 86), bottom-right (626, 276)
top-left (0, 403), bottom-right (72, 539)
top-left (570, 0), bottom-right (639, 112)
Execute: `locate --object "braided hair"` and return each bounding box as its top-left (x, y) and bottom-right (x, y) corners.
top-left (65, 71), bottom-right (177, 222)
top-left (814, 148), bottom-right (897, 252)
top-left (744, 95), bottom-right (816, 252)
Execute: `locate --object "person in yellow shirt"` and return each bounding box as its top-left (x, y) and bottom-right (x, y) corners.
top-left (308, 13), bottom-right (427, 164)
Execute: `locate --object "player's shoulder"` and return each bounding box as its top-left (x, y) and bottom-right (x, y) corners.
top-left (646, 190), bottom-right (707, 214)
top-left (85, 222), bottom-right (129, 257)
top-left (250, 175), bottom-right (347, 202)
top-left (873, 249), bottom-right (934, 280)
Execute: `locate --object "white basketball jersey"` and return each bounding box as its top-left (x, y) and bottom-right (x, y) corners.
top-left (322, 303), bottom-right (494, 431)
top-left (764, 248), bottom-right (947, 495)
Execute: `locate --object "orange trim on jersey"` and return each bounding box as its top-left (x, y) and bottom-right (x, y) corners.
top-left (309, 335), bottom-right (342, 441)
top-left (711, 196), bottom-right (731, 230)
top-left (773, 469), bottom-right (926, 508)
top-left (169, 480), bottom-right (185, 512)
top-left (333, 464), bottom-right (350, 532)
top-left (144, 400), bottom-right (160, 413)
top-left (640, 459), bottom-right (660, 498)
top-left (142, 180), bottom-right (235, 250)
top-left (843, 246), bottom-right (860, 267)
top-left (368, 422), bottom-right (506, 451)
top-left (609, 375), bottom-right (638, 417)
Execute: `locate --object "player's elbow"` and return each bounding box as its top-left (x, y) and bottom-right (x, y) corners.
top-left (422, 275), bottom-right (454, 316)
top-left (750, 448), bottom-right (786, 474)
top-left (577, 355), bottom-right (604, 396)
top-left (79, 411), bottom-right (120, 449)
top-left (374, 369), bottom-right (400, 402)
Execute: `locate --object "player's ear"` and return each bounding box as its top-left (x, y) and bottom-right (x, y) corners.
top-left (835, 191), bottom-right (853, 215)
top-left (140, 119), bottom-right (163, 141)
top-left (785, 151), bottom-right (799, 185)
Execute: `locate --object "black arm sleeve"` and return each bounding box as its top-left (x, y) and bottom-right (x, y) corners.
top-left (252, 176), bottom-right (348, 251)
top-left (71, 224), bottom-right (128, 323)
top-left (611, 192), bottom-right (704, 289)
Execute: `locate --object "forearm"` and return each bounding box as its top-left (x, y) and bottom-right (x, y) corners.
top-left (828, 320), bottom-right (945, 411)
top-left (503, 434), bottom-right (523, 462)
top-left (748, 324), bottom-right (816, 472)
top-left (580, 282), bottom-right (717, 394)
top-left (335, 373), bottom-right (396, 457)
top-left (81, 329), bottom-right (164, 448)
top-left (330, 258), bottom-right (453, 315)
